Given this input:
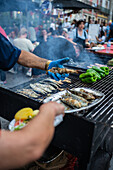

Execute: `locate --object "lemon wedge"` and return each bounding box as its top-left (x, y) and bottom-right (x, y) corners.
top-left (32, 110), bottom-right (39, 117)
top-left (15, 108), bottom-right (33, 121)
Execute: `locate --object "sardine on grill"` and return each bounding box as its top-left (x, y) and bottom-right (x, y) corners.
top-left (80, 89), bottom-right (101, 99)
top-left (61, 97), bottom-right (81, 108)
top-left (40, 78), bottom-right (61, 86)
top-left (65, 91), bottom-right (89, 107)
top-left (69, 88), bottom-right (95, 100)
top-left (17, 89), bottom-right (40, 98)
top-left (34, 83), bottom-right (52, 93)
top-left (30, 84), bottom-right (46, 94)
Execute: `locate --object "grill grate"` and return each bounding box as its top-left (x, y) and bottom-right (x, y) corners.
top-left (10, 71), bottom-right (113, 125)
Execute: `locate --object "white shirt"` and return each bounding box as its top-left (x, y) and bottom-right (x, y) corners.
top-left (98, 36), bottom-right (105, 43)
top-left (63, 22), bottom-right (71, 29)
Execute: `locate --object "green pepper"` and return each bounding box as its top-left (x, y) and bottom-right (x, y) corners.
top-left (81, 77), bottom-right (97, 83)
top-left (87, 69), bottom-right (101, 80)
top-left (100, 72), bottom-right (105, 78)
top-left (100, 67), bottom-right (109, 75)
top-left (92, 66), bottom-right (105, 73)
top-left (79, 72), bottom-right (96, 79)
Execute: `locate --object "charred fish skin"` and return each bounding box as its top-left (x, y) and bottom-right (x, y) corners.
top-left (17, 89), bottom-right (39, 98)
top-left (30, 84), bottom-right (46, 94)
top-left (70, 89), bottom-right (95, 100)
top-left (80, 89), bottom-right (100, 99)
top-left (61, 97), bottom-right (81, 108)
top-left (34, 83), bottom-right (52, 93)
top-left (80, 89), bottom-right (95, 100)
top-left (65, 91), bottom-right (89, 107)
top-left (35, 82), bottom-right (56, 91)
top-left (41, 78), bottom-right (61, 86)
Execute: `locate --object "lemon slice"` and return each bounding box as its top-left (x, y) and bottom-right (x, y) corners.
top-left (32, 110), bottom-right (39, 117)
top-left (15, 108), bottom-right (33, 121)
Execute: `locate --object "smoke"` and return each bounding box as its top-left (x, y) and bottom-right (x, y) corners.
top-left (68, 49), bottom-right (110, 69)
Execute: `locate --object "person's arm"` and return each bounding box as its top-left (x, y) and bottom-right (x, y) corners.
top-left (0, 102), bottom-right (64, 169)
top-left (18, 50), bottom-right (48, 70)
top-left (96, 36), bottom-right (102, 42)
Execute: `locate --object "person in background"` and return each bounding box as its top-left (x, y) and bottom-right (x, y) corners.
top-left (72, 20), bottom-right (89, 48)
top-left (71, 19), bottom-right (77, 29)
top-left (47, 27), bottom-right (54, 38)
top-left (28, 22), bottom-right (37, 45)
top-left (105, 21), bottom-right (112, 41)
top-left (96, 29), bottom-right (106, 44)
top-left (5, 27), bottom-right (19, 74)
top-left (13, 27), bottom-right (34, 76)
top-left (50, 19), bottom-right (56, 31)
top-left (61, 28), bottom-right (77, 47)
top-left (48, 29), bottom-right (58, 40)
top-left (63, 18), bottom-right (71, 31)
top-left (57, 22), bottom-right (63, 35)
top-left (38, 29), bottom-right (48, 44)
top-left (14, 27), bottom-right (34, 52)
top-left (103, 22), bottom-right (107, 33)
top-left (0, 32), bottom-right (69, 169)
top-left (108, 27), bottom-right (113, 42)
top-left (5, 28), bottom-right (15, 44)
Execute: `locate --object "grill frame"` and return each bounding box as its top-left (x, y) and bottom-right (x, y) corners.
top-left (0, 70), bottom-right (112, 170)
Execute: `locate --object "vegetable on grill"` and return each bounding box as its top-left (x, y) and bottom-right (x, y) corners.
top-left (100, 67), bottom-right (109, 75)
top-left (79, 72), bottom-right (97, 83)
top-left (99, 72), bottom-right (105, 78)
top-left (92, 66), bottom-right (105, 73)
top-left (87, 69), bottom-right (101, 80)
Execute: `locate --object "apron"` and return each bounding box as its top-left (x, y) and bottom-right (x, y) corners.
top-left (74, 29), bottom-right (86, 48)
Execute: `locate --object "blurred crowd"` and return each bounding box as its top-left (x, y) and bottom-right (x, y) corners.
top-left (0, 17), bottom-right (113, 84)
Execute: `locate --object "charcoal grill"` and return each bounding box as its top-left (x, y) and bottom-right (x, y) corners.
top-left (0, 70), bottom-right (113, 170)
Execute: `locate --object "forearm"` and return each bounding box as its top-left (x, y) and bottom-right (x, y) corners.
top-left (17, 50), bottom-right (48, 70)
top-left (96, 37), bottom-right (101, 42)
top-left (0, 112), bottom-right (55, 169)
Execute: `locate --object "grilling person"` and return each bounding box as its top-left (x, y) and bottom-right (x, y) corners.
top-left (0, 32), bottom-right (69, 169)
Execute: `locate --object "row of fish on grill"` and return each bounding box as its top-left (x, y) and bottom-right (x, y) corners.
top-left (17, 78), bottom-right (71, 100)
top-left (60, 89), bottom-right (101, 110)
top-left (43, 87), bottom-right (102, 111)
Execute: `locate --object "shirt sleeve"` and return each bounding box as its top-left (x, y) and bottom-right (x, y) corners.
top-left (0, 33), bottom-right (21, 71)
top-left (27, 40), bottom-right (34, 52)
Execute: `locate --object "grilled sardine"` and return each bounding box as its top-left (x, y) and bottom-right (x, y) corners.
top-left (70, 89), bottom-right (95, 100)
top-left (30, 84), bottom-right (46, 94)
top-left (17, 89), bottom-right (39, 98)
top-left (61, 97), bottom-right (81, 108)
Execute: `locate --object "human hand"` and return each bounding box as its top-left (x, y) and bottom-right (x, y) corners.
top-left (47, 57), bottom-right (69, 81)
top-left (39, 102), bottom-right (65, 117)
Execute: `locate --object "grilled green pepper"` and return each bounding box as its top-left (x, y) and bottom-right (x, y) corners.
top-left (79, 72), bottom-right (96, 79)
top-left (100, 67), bottom-right (109, 75)
top-left (92, 66), bottom-right (105, 73)
top-left (87, 69), bottom-right (101, 80)
top-left (81, 77), bottom-right (97, 83)
top-left (100, 72), bottom-right (105, 78)
top-left (79, 72), bottom-right (97, 83)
